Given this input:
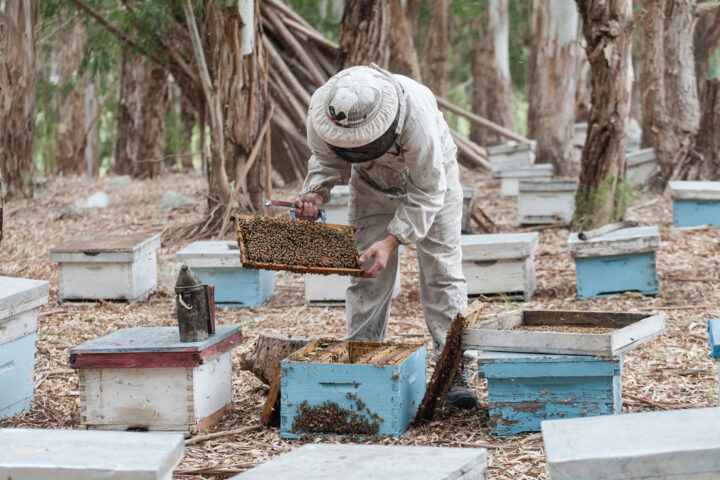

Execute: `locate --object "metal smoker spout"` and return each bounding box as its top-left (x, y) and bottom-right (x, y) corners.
top-left (175, 265), bottom-right (214, 342)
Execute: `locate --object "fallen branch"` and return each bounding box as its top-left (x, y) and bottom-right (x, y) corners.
top-left (184, 425), bottom-right (262, 446)
top-left (624, 393), bottom-right (670, 410)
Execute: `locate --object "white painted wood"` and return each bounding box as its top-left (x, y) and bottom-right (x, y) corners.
top-left (461, 233), bottom-right (539, 260)
top-left (0, 276), bottom-right (49, 321)
top-left (573, 122), bottom-right (588, 145)
top-left (568, 226), bottom-right (661, 258)
top-left (0, 308), bottom-right (39, 345)
top-left (50, 233), bottom-right (161, 263)
top-left (542, 407), bottom-right (720, 480)
top-left (325, 185), bottom-right (350, 225)
top-left (488, 142), bottom-right (536, 173)
top-left (232, 444), bottom-right (487, 480)
top-left (626, 148), bottom-right (659, 187)
top-left (176, 241), bottom-right (242, 268)
top-left (497, 164), bottom-right (554, 196)
top-left (518, 180), bottom-right (578, 224)
top-left (609, 313), bottom-right (667, 355)
top-left (0, 428), bottom-right (184, 480)
top-left (461, 186), bottom-right (476, 233)
top-left (305, 271), bottom-right (401, 305)
top-left (79, 353), bottom-right (232, 433)
top-left (463, 257), bottom-right (536, 301)
top-left (668, 181), bottom-right (720, 200)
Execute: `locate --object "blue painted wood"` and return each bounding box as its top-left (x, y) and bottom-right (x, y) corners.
top-left (574, 251), bottom-right (658, 299)
top-left (478, 351), bottom-right (623, 437)
top-left (0, 332), bottom-right (37, 419)
top-left (192, 267), bottom-right (274, 307)
top-left (708, 319), bottom-right (720, 359)
top-left (673, 199), bottom-right (720, 227)
top-left (280, 346), bottom-right (427, 438)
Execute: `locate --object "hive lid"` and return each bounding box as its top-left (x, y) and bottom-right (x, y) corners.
top-left (573, 122), bottom-right (588, 132)
top-left (709, 319), bottom-right (720, 359)
top-left (175, 241), bottom-right (242, 268)
top-left (495, 164), bottom-right (554, 179)
top-left (0, 276), bottom-right (49, 322)
top-left (69, 325), bottom-right (243, 368)
top-left (477, 350), bottom-right (621, 379)
top-left (461, 232), bottom-right (538, 261)
top-left (626, 147), bottom-right (655, 167)
top-left (462, 186), bottom-right (477, 199)
top-left (487, 141), bottom-right (535, 156)
top-left (541, 408), bottom-right (720, 480)
top-left (518, 179), bottom-right (578, 193)
top-left (327, 185), bottom-right (350, 205)
top-left (0, 428), bottom-right (184, 479)
top-left (668, 181), bottom-right (720, 200)
top-left (231, 444), bottom-right (486, 480)
top-left (568, 225), bottom-right (660, 258)
top-left (51, 232), bottom-right (161, 262)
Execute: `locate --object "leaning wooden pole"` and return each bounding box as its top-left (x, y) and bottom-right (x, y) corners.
top-left (436, 96), bottom-right (531, 145)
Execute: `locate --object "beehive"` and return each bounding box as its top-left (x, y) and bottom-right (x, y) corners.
top-left (517, 180), bottom-right (577, 225)
top-left (488, 142), bottom-right (535, 174)
top-left (461, 232), bottom-right (538, 301)
top-left (478, 351), bottom-right (624, 437)
top-left (70, 325), bottom-right (242, 434)
top-left (573, 122), bottom-right (588, 146)
top-left (461, 186), bottom-right (476, 233)
top-left (280, 340), bottom-right (426, 438)
top-left (496, 164), bottom-right (554, 197)
top-left (568, 226), bottom-right (660, 299)
top-left (231, 444), bottom-right (487, 480)
top-left (0, 428), bottom-right (184, 480)
top-left (50, 233), bottom-right (161, 302)
top-left (0, 276), bottom-right (49, 419)
top-left (668, 181), bottom-right (720, 227)
top-left (709, 318), bottom-right (720, 404)
top-left (541, 407), bottom-right (720, 479)
top-left (176, 241), bottom-right (274, 307)
top-left (626, 148), bottom-right (659, 186)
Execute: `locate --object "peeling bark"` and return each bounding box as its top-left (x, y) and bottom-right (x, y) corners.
top-left (134, 64), bottom-right (170, 179)
top-left (338, 0), bottom-right (390, 69)
top-left (423, 0), bottom-right (449, 96)
top-left (389, 0), bottom-right (421, 80)
top-left (676, 79), bottom-right (720, 180)
top-left (694, 8), bottom-right (720, 97)
top-left (114, 52), bottom-right (145, 176)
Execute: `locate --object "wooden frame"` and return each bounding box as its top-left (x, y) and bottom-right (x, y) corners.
top-left (462, 310), bottom-right (666, 356)
top-left (233, 214), bottom-right (364, 276)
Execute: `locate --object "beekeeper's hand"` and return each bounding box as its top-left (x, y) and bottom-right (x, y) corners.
top-left (360, 235), bottom-right (400, 278)
top-left (294, 193), bottom-right (323, 221)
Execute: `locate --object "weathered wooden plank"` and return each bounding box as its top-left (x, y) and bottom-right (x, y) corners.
top-left (626, 148), bottom-right (659, 186)
top-left (574, 252), bottom-right (659, 299)
top-left (568, 226), bottom-right (660, 258)
top-left (461, 232), bottom-right (539, 260)
top-left (517, 180), bottom-right (577, 225)
top-left (50, 233), bottom-right (161, 263)
top-left (0, 276), bottom-right (49, 322)
top-left (542, 407), bottom-right (720, 479)
top-left (669, 180), bottom-right (720, 200)
top-left (175, 240), bottom-right (244, 268)
top-left (0, 333), bottom-right (36, 419)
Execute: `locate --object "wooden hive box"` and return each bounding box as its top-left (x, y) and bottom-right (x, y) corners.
top-left (461, 186), bottom-right (476, 233)
top-left (626, 148), bottom-right (659, 187)
top-left (668, 181), bottom-right (720, 227)
top-left (478, 351), bottom-right (624, 437)
top-left (280, 340), bottom-right (426, 438)
top-left (0, 276), bottom-right (49, 419)
top-left (496, 164), bottom-right (554, 197)
top-left (462, 310), bottom-right (666, 356)
top-left (709, 318), bottom-right (720, 404)
top-left (176, 241), bottom-right (274, 307)
top-left (0, 428), bottom-right (184, 480)
top-left (541, 407), bottom-right (720, 479)
top-left (69, 325), bottom-right (242, 434)
top-left (488, 142), bottom-right (535, 174)
top-left (568, 226), bottom-right (660, 299)
top-left (461, 232), bottom-right (538, 301)
top-left (517, 180), bottom-right (578, 225)
top-left (573, 122), bottom-right (588, 146)
top-left (231, 444), bottom-right (487, 480)
top-left (50, 233), bottom-right (161, 302)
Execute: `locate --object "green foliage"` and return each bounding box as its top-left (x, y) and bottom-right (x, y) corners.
top-left (573, 173), bottom-right (635, 230)
top-left (288, 0), bottom-right (342, 42)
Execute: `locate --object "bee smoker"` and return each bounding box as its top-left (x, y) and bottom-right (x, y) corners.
top-left (174, 265), bottom-right (215, 342)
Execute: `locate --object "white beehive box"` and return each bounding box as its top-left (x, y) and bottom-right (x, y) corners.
top-left (496, 164), bottom-right (554, 197)
top-left (0, 276), bottom-right (49, 419)
top-left (51, 233), bottom-right (161, 302)
top-left (461, 186), bottom-right (476, 233)
top-left (626, 148), bottom-right (658, 186)
top-left (488, 142), bottom-right (535, 174)
top-left (232, 444), bottom-right (487, 480)
top-left (542, 407), bottom-right (720, 479)
top-left (461, 232), bottom-right (538, 301)
top-left (573, 123), bottom-right (588, 146)
top-left (70, 326), bottom-right (243, 434)
top-left (0, 428), bottom-right (184, 480)
top-left (518, 180), bottom-right (578, 225)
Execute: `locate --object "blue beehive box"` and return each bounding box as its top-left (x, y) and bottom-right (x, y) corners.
top-left (280, 340), bottom-right (426, 438)
top-left (709, 319), bottom-right (720, 404)
top-left (0, 276), bottom-right (49, 419)
top-left (176, 241), bottom-right (274, 307)
top-left (669, 181), bottom-right (720, 227)
top-left (568, 226), bottom-right (660, 299)
top-left (478, 351), bottom-right (624, 437)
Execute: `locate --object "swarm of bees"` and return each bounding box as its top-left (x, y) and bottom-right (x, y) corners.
top-left (291, 392), bottom-right (384, 436)
top-left (238, 216), bottom-right (361, 269)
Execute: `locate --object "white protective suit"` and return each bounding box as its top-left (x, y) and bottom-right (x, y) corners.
top-left (299, 72), bottom-right (467, 357)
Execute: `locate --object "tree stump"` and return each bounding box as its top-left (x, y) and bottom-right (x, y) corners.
top-left (241, 332), bottom-right (312, 385)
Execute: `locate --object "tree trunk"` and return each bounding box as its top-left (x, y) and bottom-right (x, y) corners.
top-left (677, 79), bottom-right (720, 180)
top-left (575, 46), bottom-right (592, 124)
top-left (0, 167), bottom-right (4, 245)
top-left (527, 0), bottom-right (579, 177)
top-left (241, 333), bottom-right (312, 385)
top-left (665, 0), bottom-right (700, 181)
top-left (338, 0), bottom-right (390, 69)
top-left (55, 18), bottom-right (87, 175)
top-left (114, 52), bottom-right (145, 176)
top-left (470, 0), bottom-right (513, 146)
top-left (179, 93), bottom-right (196, 169)
top-left (573, 0), bottom-right (633, 230)
top-left (84, 72), bottom-right (101, 176)
top-left (423, 0), bottom-right (449, 96)
top-left (389, 0), bottom-right (421, 80)
top-left (694, 8), bottom-right (720, 97)
top-left (0, 0), bottom-right (39, 198)
top-left (134, 63), bottom-right (170, 179)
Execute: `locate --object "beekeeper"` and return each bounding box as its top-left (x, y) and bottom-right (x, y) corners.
top-left (294, 65), bottom-right (476, 409)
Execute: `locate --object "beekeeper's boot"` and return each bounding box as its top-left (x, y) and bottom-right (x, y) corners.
top-left (445, 364), bottom-right (478, 409)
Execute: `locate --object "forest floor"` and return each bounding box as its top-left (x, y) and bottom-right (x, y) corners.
top-left (1, 167), bottom-right (719, 479)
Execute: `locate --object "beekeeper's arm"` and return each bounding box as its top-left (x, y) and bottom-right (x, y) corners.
top-left (296, 116), bottom-right (350, 220)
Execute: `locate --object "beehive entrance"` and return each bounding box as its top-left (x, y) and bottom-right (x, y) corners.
top-left (288, 340), bottom-right (421, 366)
